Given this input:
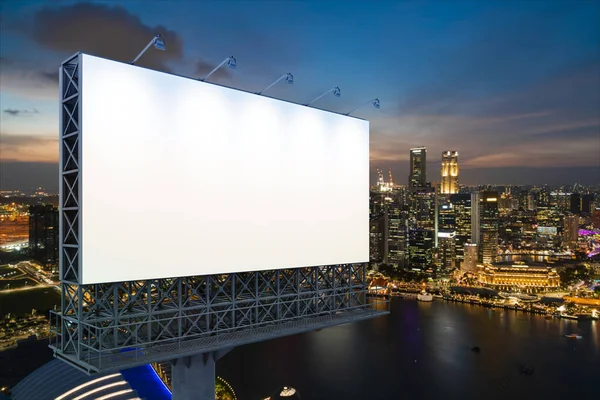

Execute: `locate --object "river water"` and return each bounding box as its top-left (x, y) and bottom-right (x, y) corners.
top-left (217, 298), bottom-right (600, 400)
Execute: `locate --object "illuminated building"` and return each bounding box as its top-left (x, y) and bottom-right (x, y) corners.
top-left (462, 244), bottom-right (478, 273)
top-left (408, 227), bottom-right (434, 271)
top-left (477, 264), bottom-right (560, 290)
top-left (450, 194), bottom-right (472, 267)
top-left (408, 147), bottom-right (427, 188)
top-left (440, 151), bottom-right (459, 194)
top-left (407, 186), bottom-right (435, 271)
top-left (28, 204), bottom-right (59, 272)
top-left (549, 191), bottom-right (571, 211)
top-left (592, 208), bottom-right (600, 229)
top-left (437, 231), bottom-right (456, 270)
top-left (581, 194), bottom-right (594, 215)
top-left (370, 189), bottom-right (408, 267)
top-left (369, 190), bottom-right (386, 263)
top-left (387, 198), bottom-right (408, 267)
top-left (472, 191), bottom-right (499, 264)
top-left (409, 186), bottom-right (436, 230)
top-left (563, 214), bottom-right (579, 249)
top-left (437, 200), bottom-right (456, 270)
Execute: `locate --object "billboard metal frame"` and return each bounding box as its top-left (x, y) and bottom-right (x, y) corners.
top-left (49, 53), bottom-right (389, 374)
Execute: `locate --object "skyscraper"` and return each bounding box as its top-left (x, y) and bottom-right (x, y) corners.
top-left (449, 193), bottom-right (472, 267)
top-left (563, 214), bottom-right (579, 249)
top-left (471, 192), bottom-right (499, 263)
top-left (462, 243), bottom-right (478, 274)
top-left (29, 204), bottom-right (59, 272)
top-left (408, 147), bottom-right (427, 188)
top-left (570, 193), bottom-right (581, 214)
top-left (440, 151), bottom-right (459, 194)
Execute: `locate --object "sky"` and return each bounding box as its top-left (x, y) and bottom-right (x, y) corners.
top-left (0, 0), bottom-right (599, 190)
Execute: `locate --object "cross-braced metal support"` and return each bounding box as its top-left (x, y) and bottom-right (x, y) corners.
top-left (49, 53), bottom-right (389, 375)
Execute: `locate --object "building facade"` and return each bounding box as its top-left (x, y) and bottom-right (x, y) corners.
top-left (449, 193), bottom-right (472, 267)
top-left (472, 191), bottom-right (499, 264)
top-left (477, 264), bottom-right (560, 291)
top-left (462, 243), bottom-right (478, 274)
top-left (29, 204), bottom-right (59, 272)
top-left (440, 151), bottom-right (459, 194)
top-left (563, 214), bottom-right (579, 249)
top-left (408, 147), bottom-right (427, 188)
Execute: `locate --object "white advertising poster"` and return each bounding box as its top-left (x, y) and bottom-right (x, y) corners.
top-left (79, 54), bottom-right (369, 284)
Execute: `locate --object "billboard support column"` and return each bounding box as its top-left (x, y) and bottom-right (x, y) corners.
top-left (171, 349), bottom-right (232, 400)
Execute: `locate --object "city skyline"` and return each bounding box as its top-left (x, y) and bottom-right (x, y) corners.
top-left (1, 0), bottom-right (599, 190)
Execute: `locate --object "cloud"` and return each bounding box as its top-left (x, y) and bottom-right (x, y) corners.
top-left (370, 54), bottom-right (600, 177)
top-left (0, 3), bottom-right (233, 101)
top-left (0, 57), bottom-right (61, 99)
top-left (0, 133), bottom-right (58, 162)
top-left (3, 108), bottom-right (39, 116)
top-left (26, 2), bottom-right (184, 72)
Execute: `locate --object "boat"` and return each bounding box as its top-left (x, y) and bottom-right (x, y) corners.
top-left (561, 314), bottom-right (578, 320)
top-left (417, 291), bottom-right (433, 302)
top-left (564, 334), bottom-right (583, 339)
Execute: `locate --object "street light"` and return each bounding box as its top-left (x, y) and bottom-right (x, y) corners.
top-left (131, 35), bottom-right (166, 65)
top-left (257, 73), bottom-right (294, 95)
top-left (200, 56), bottom-right (236, 81)
top-left (305, 87), bottom-right (341, 107)
top-left (344, 98), bottom-right (380, 116)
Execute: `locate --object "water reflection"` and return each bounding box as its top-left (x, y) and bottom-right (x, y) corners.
top-left (218, 299), bottom-right (600, 400)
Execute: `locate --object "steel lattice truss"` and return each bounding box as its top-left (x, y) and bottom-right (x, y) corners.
top-left (49, 53), bottom-right (389, 374)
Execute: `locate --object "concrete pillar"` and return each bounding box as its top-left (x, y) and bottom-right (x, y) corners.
top-left (171, 353), bottom-right (215, 400)
top-left (171, 348), bottom-right (233, 400)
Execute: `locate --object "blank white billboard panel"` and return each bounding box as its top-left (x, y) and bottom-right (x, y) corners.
top-left (80, 54), bottom-right (369, 284)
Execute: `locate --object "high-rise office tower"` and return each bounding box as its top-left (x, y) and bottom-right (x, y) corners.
top-left (369, 189), bottom-right (408, 267)
top-left (408, 227), bottom-right (434, 271)
top-left (449, 194), bottom-right (472, 267)
top-left (369, 190), bottom-right (386, 263)
top-left (581, 194), bottom-right (594, 215)
top-left (592, 208), bottom-right (600, 229)
top-left (570, 193), bottom-right (581, 214)
top-left (29, 204), bottom-right (59, 272)
top-left (462, 243), bottom-right (478, 273)
top-left (387, 198), bottom-right (408, 267)
top-left (478, 191), bottom-right (499, 264)
top-left (471, 192), bottom-right (499, 263)
top-left (563, 214), bottom-right (579, 249)
top-left (471, 192), bottom-right (480, 246)
top-left (437, 200), bottom-right (456, 271)
top-left (440, 151), bottom-right (459, 194)
top-left (408, 147), bottom-right (427, 188)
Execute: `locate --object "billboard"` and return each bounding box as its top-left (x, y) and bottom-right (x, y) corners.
top-left (78, 54), bottom-right (369, 284)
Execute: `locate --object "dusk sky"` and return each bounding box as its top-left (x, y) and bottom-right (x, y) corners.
top-left (0, 0), bottom-right (599, 190)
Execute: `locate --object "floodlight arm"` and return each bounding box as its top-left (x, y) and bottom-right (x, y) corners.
top-left (258, 73), bottom-right (293, 95)
top-left (344, 98), bottom-right (380, 116)
top-left (305, 87), bottom-right (341, 106)
top-left (201, 56), bottom-right (236, 81)
top-left (131, 35), bottom-right (163, 65)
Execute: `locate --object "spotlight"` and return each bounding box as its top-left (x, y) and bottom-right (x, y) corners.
top-left (258, 73), bottom-right (294, 95)
top-left (131, 35), bottom-right (166, 65)
top-left (305, 87), bottom-right (341, 107)
top-left (344, 98), bottom-right (380, 116)
top-left (201, 56), bottom-right (237, 81)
